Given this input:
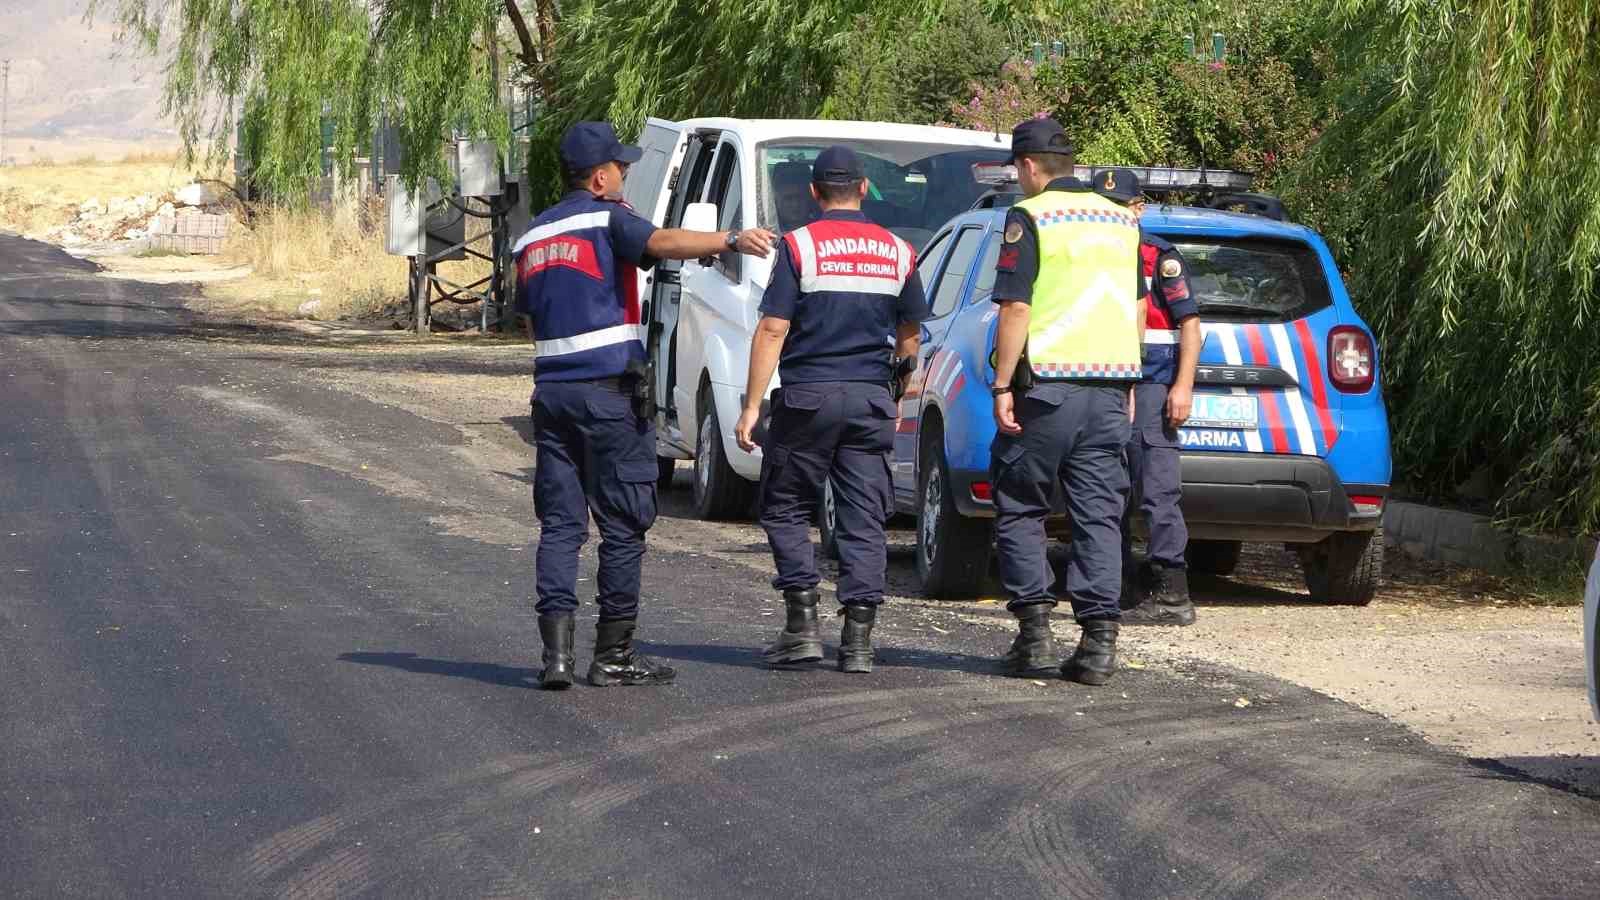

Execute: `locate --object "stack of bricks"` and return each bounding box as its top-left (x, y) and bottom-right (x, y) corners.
top-left (148, 211), bottom-right (229, 255)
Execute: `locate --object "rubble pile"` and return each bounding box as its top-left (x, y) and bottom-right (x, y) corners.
top-left (46, 182), bottom-right (233, 253)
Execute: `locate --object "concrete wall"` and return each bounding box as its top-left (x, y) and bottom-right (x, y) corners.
top-left (1383, 500), bottom-right (1598, 574)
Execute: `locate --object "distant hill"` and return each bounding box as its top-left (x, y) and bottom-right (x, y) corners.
top-left (0, 0), bottom-right (174, 152)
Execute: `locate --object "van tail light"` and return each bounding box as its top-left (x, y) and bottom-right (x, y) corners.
top-left (971, 481), bottom-right (993, 502)
top-left (1328, 326), bottom-right (1375, 393)
top-left (1350, 494), bottom-right (1384, 514)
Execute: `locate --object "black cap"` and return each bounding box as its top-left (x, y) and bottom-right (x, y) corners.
top-left (559, 121), bottom-right (643, 171)
top-left (811, 145), bottom-right (865, 184)
top-left (1005, 117), bottom-right (1074, 164)
top-left (1093, 167), bottom-right (1142, 204)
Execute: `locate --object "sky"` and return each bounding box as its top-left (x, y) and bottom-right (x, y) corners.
top-left (0, 0), bottom-right (173, 149)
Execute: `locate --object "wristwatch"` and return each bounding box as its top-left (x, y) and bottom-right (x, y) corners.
top-left (990, 386), bottom-right (1012, 396)
top-left (724, 230), bottom-right (741, 251)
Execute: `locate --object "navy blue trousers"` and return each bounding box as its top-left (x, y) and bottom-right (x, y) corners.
top-left (992, 382), bottom-right (1131, 621)
top-left (532, 381), bottom-right (659, 618)
top-left (1123, 381), bottom-right (1188, 570)
top-left (759, 381), bottom-right (897, 607)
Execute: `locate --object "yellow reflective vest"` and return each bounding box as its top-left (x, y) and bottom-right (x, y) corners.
top-left (1014, 189), bottom-right (1142, 380)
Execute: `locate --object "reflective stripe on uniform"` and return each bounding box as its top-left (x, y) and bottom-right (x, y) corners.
top-left (535, 323), bottom-right (646, 358)
top-left (789, 222), bottom-right (911, 297)
top-left (789, 227), bottom-right (818, 276)
top-left (1143, 329), bottom-right (1179, 345)
top-left (801, 273), bottom-right (905, 295)
top-left (513, 210), bottom-right (611, 255)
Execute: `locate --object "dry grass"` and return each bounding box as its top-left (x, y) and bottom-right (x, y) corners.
top-left (0, 155), bottom-right (207, 236)
top-left (205, 195), bottom-right (496, 322)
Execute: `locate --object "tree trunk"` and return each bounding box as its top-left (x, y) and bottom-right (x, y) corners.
top-left (503, 0), bottom-right (558, 101)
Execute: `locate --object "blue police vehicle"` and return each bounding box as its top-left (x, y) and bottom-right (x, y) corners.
top-left (822, 165), bottom-right (1392, 604)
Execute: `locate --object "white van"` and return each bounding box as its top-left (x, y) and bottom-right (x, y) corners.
top-left (618, 117), bottom-right (1012, 519)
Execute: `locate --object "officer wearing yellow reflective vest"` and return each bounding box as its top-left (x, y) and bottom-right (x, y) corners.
top-left (989, 118), bottom-right (1142, 686)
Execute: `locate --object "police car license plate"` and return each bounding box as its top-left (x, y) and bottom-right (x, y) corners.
top-left (1187, 394), bottom-right (1259, 430)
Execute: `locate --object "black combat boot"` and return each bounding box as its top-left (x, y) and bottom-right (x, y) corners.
top-left (837, 605), bottom-right (876, 674)
top-left (588, 618), bottom-right (677, 687)
top-left (1002, 602), bottom-right (1059, 676)
top-left (1122, 565), bottom-right (1196, 626)
top-left (1061, 619), bottom-right (1120, 686)
top-left (764, 589), bottom-right (824, 667)
top-left (537, 613), bottom-right (575, 690)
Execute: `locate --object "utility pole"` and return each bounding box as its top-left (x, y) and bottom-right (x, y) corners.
top-left (1, 59), bottom-right (10, 168)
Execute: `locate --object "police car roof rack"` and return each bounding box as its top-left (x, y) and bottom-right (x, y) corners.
top-left (970, 163), bottom-right (1286, 221)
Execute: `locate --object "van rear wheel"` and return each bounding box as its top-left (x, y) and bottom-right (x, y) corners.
top-left (692, 399), bottom-right (754, 520)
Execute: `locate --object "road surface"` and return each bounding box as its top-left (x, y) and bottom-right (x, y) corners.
top-left (2, 234), bottom-right (1598, 898)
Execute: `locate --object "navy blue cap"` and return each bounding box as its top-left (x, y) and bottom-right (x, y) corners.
top-left (811, 145), bottom-right (865, 184)
top-left (1092, 167), bottom-right (1142, 204)
top-left (559, 121), bottom-right (643, 171)
top-left (1005, 117), bottom-right (1074, 164)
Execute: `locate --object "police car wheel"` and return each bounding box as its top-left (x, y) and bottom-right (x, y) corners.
top-left (916, 431), bottom-right (991, 599)
top-left (1296, 529), bottom-right (1383, 606)
top-left (818, 479), bottom-right (841, 560)
top-left (692, 399), bottom-right (754, 520)
top-left (1186, 539), bottom-right (1243, 577)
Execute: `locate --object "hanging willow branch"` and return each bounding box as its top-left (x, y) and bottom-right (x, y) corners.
top-left (1301, 0), bottom-right (1600, 532)
top-left (92, 0), bottom-right (510, 201)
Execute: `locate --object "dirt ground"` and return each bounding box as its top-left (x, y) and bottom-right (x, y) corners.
top-left (55, 254), bottom-right (1600, 796)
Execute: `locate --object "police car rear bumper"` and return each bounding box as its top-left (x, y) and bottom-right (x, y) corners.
top-left (948, 452), bottom-right (1386, 543)
top-left (1178, 452), bottom-right (1386, 543)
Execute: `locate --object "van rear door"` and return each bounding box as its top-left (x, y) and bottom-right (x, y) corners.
top-left (621, 118), bottom-right (690, 299)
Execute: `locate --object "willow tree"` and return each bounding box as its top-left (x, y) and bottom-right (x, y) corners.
top-left (1298, 0), bottom-right (1600, 533)
top-left (93, 0), bottom-right (520, 199)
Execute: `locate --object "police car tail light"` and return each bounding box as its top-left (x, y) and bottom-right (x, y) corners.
top-left (1328, 326), bottom-right (1375, 393)
top-left (972, 163), bottom-right (1018, 185)
top-left (1350, 494), bottom-right (1385, 514)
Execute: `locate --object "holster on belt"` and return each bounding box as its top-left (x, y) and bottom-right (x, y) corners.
top-left (622, 358), bottom-right (657, 421)
top-left (890, 355), bottom-right (916, 403)
top-left (1010, 343), bottom-right (1035, 394)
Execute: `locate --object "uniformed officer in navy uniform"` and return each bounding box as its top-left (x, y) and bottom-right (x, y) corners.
top-left (734, 145), bottom-right (930, 674)
top-left (517, 121), bottom-right (774, 688)
top-left (1097, 170), bottom-right (1202, 626)
top-left (989, 119), bottom-right (1144, 686)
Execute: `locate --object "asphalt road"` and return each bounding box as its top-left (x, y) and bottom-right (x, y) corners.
top-left (3, 233), bottom-right (1599, 898)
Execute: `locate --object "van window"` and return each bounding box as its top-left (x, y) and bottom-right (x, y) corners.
top-left (756, 139), bottom-right (1010, 250)
top-left (664, 136), bottom-right (717, 228)
top-left (621, 121), bottom-right (679, 223)
top-left (707, 143), bottom-right (744, 282)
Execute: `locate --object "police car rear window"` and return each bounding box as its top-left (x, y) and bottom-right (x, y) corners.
top-left (758, 140), bottom-right (1009, 252)
top-left (1167, 237), bottom-right (1332, 322)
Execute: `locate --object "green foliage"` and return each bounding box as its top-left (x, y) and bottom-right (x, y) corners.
top-left (95, 0), bottom-right (509, 202)
top-left (940, 5), bottom-right (1328, 186)
top-left (527, 0), bottom-right (933, 203)
top-left (820, 4), bottom-right (1016, 126)
top-left (1294, 0), bottom-right (1600, 532)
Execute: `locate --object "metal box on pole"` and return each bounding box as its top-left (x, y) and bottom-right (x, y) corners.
top-left (457, 140), bottom-right (502, 197)
top-left (384, 175), bottom-right (465, 260)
